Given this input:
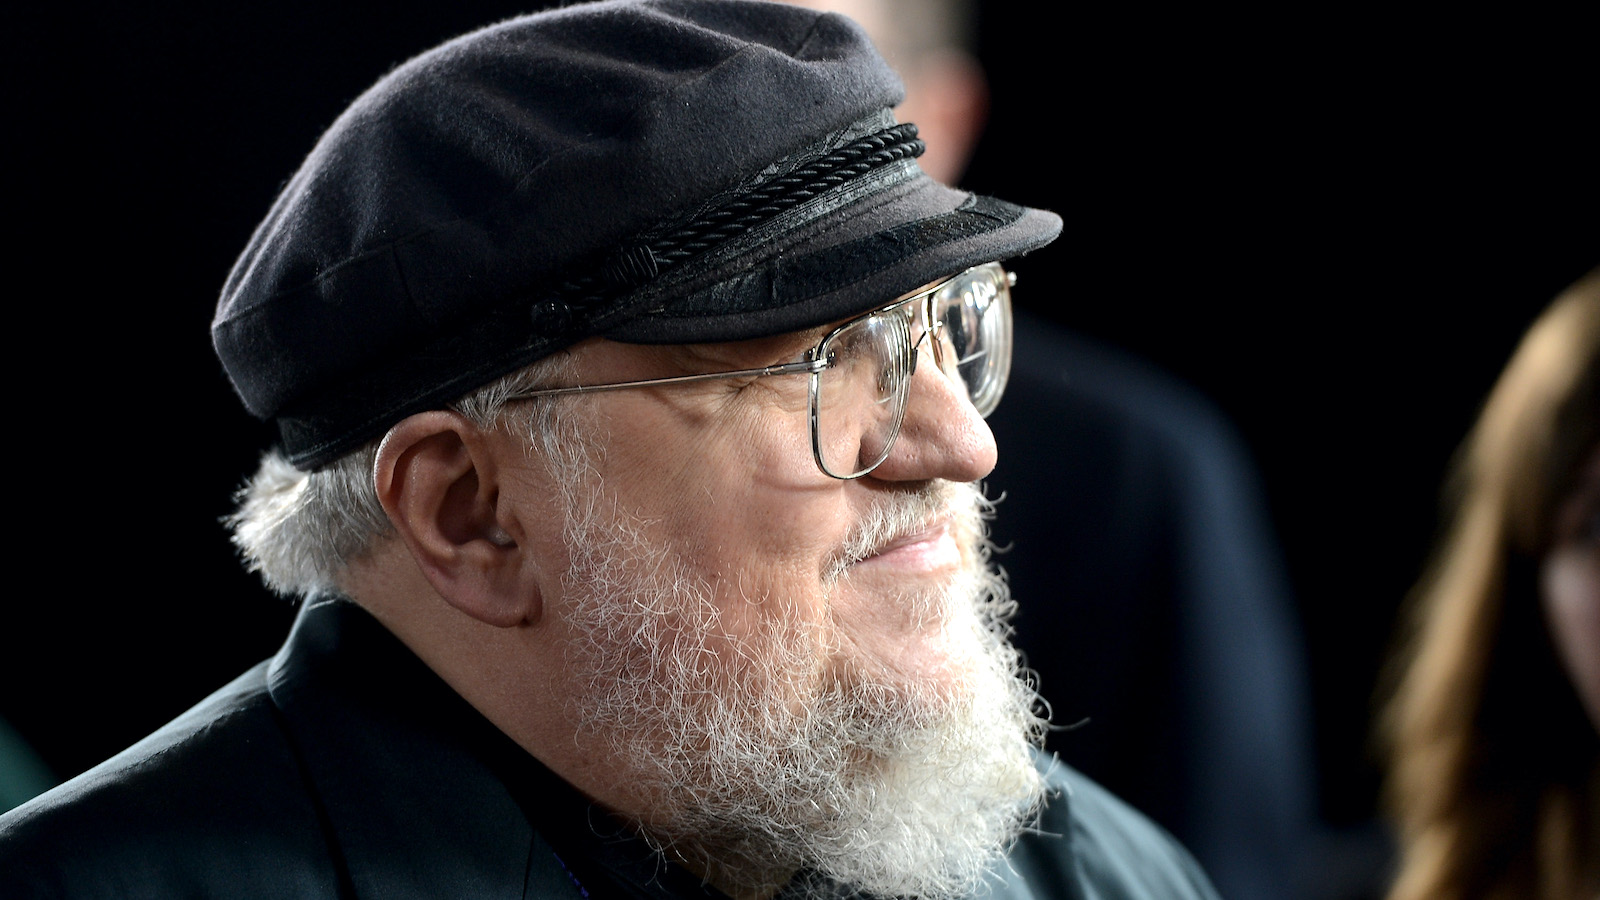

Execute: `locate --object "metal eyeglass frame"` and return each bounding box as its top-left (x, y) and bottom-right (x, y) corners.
top-left (506, 263), bottom-right (1015, 479)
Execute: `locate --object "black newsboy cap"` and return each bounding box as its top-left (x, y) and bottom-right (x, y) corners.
top-left (212, 0), bottom-right (1062, 469)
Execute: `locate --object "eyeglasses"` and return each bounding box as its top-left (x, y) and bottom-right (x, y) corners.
top-left (510, 262), bottom-right (1015, 479)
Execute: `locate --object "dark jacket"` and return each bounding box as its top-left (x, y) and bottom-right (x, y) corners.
top-left (0, 597), bottom-right (1219, 899)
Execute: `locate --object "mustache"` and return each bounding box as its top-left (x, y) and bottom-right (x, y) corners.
top-left (823, 481), bottom-right (995, 582)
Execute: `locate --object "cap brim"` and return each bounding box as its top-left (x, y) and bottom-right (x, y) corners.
top-left (602, 169), bottom-right (1062, 344)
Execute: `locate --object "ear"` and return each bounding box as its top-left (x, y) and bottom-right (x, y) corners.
top-left (374, 411), bottom-right (540, 627)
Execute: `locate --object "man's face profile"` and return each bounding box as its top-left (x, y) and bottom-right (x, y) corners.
top-left (498, 323), bottom-right (1046, 897)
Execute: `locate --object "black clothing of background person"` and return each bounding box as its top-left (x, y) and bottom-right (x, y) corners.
top-left (988, 309), bottom-right (1327, 900)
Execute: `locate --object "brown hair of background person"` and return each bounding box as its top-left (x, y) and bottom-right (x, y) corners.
top-left (1380, 267), bottom-right (1600, 900)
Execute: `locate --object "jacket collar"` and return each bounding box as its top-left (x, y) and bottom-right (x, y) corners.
top-left (265, 596), bottom-right (540, 898)
top-left (262, 595), bottom-right (738, 900)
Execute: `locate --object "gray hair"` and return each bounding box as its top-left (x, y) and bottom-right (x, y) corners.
top-left (226, 354), bottom-right (580, 599)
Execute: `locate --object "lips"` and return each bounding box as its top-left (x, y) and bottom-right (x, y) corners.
top-left (858, 516), bottom-right (961, 571)
top-left (869, 518), bottom-right (947, 556)
top-left (824, 482), bottom-right (980, 583)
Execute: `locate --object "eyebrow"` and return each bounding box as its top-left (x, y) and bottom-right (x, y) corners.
top-left (676, 325), bottom-right (831, 370)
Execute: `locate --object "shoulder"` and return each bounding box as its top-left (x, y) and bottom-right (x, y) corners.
top-left (989, 754), bottom-right (1223, 900)
top-left (0, 663), bottom-right (341, 899)
top-left (989, 312), bottom-right (1269, 566)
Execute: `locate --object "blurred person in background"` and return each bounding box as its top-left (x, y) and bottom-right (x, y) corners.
top-left (785, 2), bottom-right (1364, 898)
top-left (1380, 267), bottom-right (1600, 900)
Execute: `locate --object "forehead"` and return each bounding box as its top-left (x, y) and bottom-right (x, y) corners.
top-left (675, 328), bottom-right (827, 371)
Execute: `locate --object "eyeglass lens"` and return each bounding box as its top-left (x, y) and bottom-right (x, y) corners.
top-left (935, 263), bottom-right (1011, 417)
top-left (811, 263), bottom-right (1012, 479)
top-left (813, 311), bottom-right (914, 478)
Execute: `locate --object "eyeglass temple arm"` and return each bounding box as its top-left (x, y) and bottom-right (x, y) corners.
top-left (509, 357), bottom-right (827, 399)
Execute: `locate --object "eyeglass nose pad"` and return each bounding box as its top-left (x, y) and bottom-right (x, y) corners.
top-left (866, 337), bottom-right (998, 485)
top-left (910, 318), bottom-right (931, 361)
top-left (921, 306), bottom-right (970, 388)
top-left (911, 301), bottom-right (944, 367)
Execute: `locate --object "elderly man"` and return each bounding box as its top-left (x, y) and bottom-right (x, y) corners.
top-left (0, 2), bottom-right (1219, 897)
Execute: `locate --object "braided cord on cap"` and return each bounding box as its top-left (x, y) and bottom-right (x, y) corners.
top-left (552, 123), bottom-right (925, 308)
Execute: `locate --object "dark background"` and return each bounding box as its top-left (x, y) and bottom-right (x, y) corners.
top-left (7, 0), bottom-right (1596, 886)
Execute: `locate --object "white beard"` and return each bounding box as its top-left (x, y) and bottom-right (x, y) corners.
top-left (559, 479), bottom-right (1049, 900)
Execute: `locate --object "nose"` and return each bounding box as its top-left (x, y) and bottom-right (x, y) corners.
top-left (865, 352), bottom-right (998, 484)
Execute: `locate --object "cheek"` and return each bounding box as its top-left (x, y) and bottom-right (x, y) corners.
top-left (606, 399), bottom-right (852, 616)
top-left (1541, 542), bottom-right (1600, 729)
top-left (830, 596), bottom-right (949, 685)
top-left (687, 493), bottom-right (851, 644)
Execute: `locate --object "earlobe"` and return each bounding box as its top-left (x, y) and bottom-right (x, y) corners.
top-left (374, 412), bottom-right (542, 627)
